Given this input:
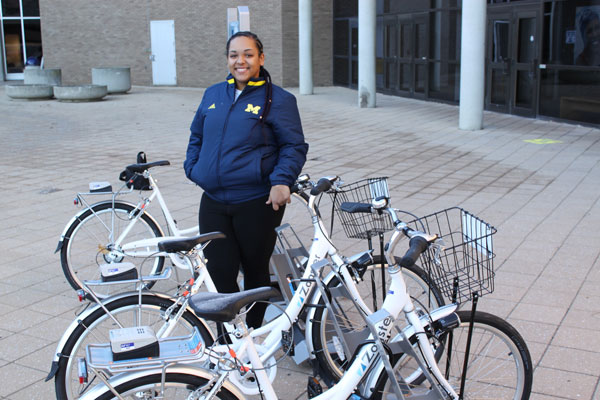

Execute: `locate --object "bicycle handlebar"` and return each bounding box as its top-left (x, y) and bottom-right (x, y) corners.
top-left (310, 177), bottom-right (334, 196)
top-left (339, 200), bottom-right (438, 267)
top-left (399, 236), bottom-right (429, 268)
top-left (339, 201), bottom-right (372, 214)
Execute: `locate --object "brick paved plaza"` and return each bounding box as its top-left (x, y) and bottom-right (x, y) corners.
top-left (0, 84), bottom-right (599, 399)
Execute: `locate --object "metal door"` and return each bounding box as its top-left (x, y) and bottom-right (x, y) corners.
top-left (150, 20), bottom-right (176, 86)
top-left (486, 8), bottom-right (539, 116)
top-left (395, 14), bottom-right (428, 97)
top-left (350, 19), bottom-right (359, 88)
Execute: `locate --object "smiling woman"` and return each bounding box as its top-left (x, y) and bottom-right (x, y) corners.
top-left (183, 31), bottom-right (309, 330)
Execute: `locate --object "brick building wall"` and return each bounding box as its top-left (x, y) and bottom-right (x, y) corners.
top-left (39, 0), bottom-right (333, 88)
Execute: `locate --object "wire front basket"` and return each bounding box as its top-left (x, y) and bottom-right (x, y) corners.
top-left (408, 208), bottom-right (497, 304)
top-left (329, 177), bottom-right (395, 240)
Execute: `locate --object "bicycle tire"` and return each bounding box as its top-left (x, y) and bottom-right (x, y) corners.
top-left (89, 372), bottom-right (239, 400)
top-left (372, 310), bottom-right (533, 400)
top-left (54, 294), bottom-right (214, 400)
top-left (311, 256), bottom-right (445, 386)
top-left (60, 201), bottom-right (165, 298)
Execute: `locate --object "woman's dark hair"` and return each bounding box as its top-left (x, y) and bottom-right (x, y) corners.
top-left (226, 31), bottom-right (273, 128)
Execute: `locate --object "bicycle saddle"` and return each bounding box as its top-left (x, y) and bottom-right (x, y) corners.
top-left (125, 160), bottom-right (170, 173)
top-left (158, 232), bottom-right (226, 253)
top-left (188, 287), bottom-right (280, 323)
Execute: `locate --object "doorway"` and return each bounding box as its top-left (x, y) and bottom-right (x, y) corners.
top-left (150, 20), bottom-right (177, 86)
top-left (379, 13), bottom-right (429, 98)
top-left (1, 0), bottom-right (42, 80)
top-left (486, 7), bottom-right (541, 117)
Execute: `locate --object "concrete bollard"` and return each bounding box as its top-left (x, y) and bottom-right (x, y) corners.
top-left (91, 67), bottom-right (131, 94)
top-left (24, 68), bottom-right (62, 86)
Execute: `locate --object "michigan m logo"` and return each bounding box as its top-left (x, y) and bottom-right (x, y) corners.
top-left (245, 104), bottom-right (261, 115)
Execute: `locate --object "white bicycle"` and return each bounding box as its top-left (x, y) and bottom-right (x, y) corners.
top-left (56, 157), bottom-right (199, 298)
top-left (49, 175), bottom-right (444, 399)
top-left (75, 197), bottom-right (533, 399)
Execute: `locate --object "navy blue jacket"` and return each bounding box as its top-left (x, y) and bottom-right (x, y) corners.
top-left (184, 75), bottom-right (308, 204)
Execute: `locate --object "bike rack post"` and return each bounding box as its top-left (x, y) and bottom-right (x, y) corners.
top-left (458, 291), bottom-right (479, 399)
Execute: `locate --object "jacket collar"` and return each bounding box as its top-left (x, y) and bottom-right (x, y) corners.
top-left (226, 73), bottom-right (266, 89)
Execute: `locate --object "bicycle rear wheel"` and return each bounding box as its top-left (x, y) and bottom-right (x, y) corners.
top-left (55, 294), bottom-right (214, 400)
top-left (311, 256), bottom-right (445, 386)
top-left (60, 201), bottom-right (165, 298)
top-left (89, 372), bottom-right (239, 400)
top-left (373, 310), bottom-right (533, 400)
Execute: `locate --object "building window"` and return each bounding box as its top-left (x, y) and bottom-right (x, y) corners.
top-left (1, 0), bottom-right (42, 78)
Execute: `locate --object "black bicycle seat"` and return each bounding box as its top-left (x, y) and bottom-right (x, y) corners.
top-left (158, 232), bottom-right (226, 253)
top-left (125, 160), bottom-right (170, 174)
top-left (188, 287), bottom-right (280, 323)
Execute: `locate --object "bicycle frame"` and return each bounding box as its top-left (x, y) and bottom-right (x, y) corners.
top-left (79, 258), bottom-right (460, 400)
top-left (56, 169), bottom-right (198, 259)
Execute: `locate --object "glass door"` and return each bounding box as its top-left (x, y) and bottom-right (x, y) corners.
top-left (486, 12), bottom-right (512, 113)
top-left (486, 7), bottom-right (540, 117)
top-left (413, 14), bottom-right (429, 98)
top-left (350, 19), bottom-right (359, 88)
top-left (397, 16), bottom-right (413, 94)
top-left (512, 10), bottom-right (539, 116)
top-left (381, 17), bottom-right (398, 92)
top-left (394, 14), bottom-right (429, 98)
top-left (1, 0), bottom-right (42, 80)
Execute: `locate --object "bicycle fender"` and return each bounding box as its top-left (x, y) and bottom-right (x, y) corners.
top-left (48, 291), bottom-right (214, 368)
top-left (55, 200), bottom-right (165, 253)
top-left (77, 364), bottom-right (245, 400)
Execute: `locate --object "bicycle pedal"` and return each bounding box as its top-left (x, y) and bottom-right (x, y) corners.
top-left (307, 376), bottom-right (323, 398)
top-left (281, 328), bottom-right (295, 357)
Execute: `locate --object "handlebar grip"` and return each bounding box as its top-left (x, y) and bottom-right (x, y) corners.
top-left (400, 236), bottom-right (429, 268)
top-left (310, 178), bottom-right (333, 196)
top-left (340, 202), bottom-right (372, 214)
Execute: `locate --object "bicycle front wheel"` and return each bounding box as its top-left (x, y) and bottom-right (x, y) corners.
top-left (88, 372), bottom-right (240, 400)
top-left (374, 310), bottom-right (533, 400)
top-left (55, 294), bottom-right (214, 400)
top-left (60, 201), bottom-right (165, 298)
top-left (311, 256), bottom-right (445, 386)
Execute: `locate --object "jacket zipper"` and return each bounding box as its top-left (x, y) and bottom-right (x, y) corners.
top-left (216, 87), bottom-right (244, 203)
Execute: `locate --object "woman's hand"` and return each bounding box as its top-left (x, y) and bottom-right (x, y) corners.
top-left (266, 185), bottom-right (291, 211)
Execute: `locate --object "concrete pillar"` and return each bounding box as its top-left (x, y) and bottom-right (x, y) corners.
top-left (298, 0), bottom-right (313, 95)
top-left (358, 0), bottom-right (376, 108)
top-left (459, 0), bottom-right (486, 130)
top-left (0, 47), bottom-right (4, 81)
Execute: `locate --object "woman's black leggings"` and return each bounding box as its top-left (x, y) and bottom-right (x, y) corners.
top-left (199, 193), bottom-right (285, 329)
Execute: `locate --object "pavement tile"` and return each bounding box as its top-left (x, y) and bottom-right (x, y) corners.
top-left (25, 294), bottom-right (80, 317)
top-left (552, 325), bottom-right (600, 351)
top-left (0, 332), bottom-right (51, 361)
top-left (561, 309), bottom-right (600, 330)
top-left (532, 366), bottom-right (598, 399)
top-left (14, 341), bottom-right (57, 373)
top-left (509, 302), bottom-right (568, 325)
top-left (0, 363), bottom-right (46, 397)
top-left (5, 379), bottom-right (55, 400)
top-left (1, 308), bottom-right (54, 333)
top-left (540, 345), bottom-right (600, 376)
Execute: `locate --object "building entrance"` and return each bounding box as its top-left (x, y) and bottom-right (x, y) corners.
top-left (486, 6), bottom-right (541, 117)
top-left (1, 0), bottom-right (42, 80)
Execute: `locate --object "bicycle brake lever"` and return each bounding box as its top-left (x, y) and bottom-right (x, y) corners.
top-left (431, 239), bottom-right (445, 267)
